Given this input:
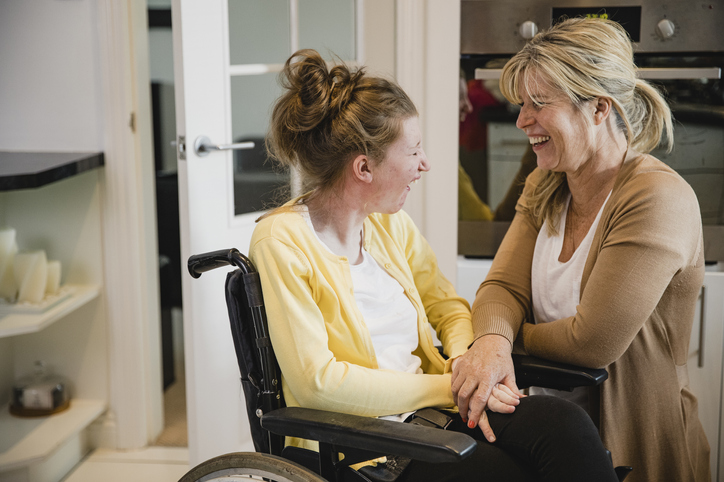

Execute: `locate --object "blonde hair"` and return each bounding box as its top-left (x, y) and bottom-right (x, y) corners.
top-left (265, 49), bottom-right (417, 214)
top-left (500, 17), bottom-right (673, 233)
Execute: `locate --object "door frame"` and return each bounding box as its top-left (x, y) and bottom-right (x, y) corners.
top-left (96, 0), bottom-right (164, 449)
top-left (98, 0), bottom-right (460, 450)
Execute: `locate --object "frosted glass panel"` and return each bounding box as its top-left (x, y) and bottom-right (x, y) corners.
top-left (298, 0), bottom-right (355, 60)
top-left (228, 0), bottom-right (290, 65)
top-left (231, 74), bottom-right (288, 215)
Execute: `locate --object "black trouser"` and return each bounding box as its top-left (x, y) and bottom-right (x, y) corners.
top-left (399, 395), bottom-right (618, 482)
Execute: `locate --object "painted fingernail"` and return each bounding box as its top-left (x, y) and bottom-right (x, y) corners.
top-left (468, 420), bottom-right (476, 429)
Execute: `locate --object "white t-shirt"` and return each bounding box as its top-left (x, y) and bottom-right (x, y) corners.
top-left (529, 192), bottom-right (610, 414)
top-left (302, 209), bottom-right (421, 422)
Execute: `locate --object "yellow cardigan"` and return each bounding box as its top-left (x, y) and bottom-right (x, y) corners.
top-left (249, 205), bottom-right (473, 451)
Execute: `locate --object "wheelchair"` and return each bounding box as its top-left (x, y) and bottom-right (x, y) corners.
top-left (180, 248), bottom-right (631, 482)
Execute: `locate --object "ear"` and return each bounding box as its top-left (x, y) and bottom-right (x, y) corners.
top-left (593, 97), bottom-right (613, 126)
top-left (352, 154), bottom-right (373, 184)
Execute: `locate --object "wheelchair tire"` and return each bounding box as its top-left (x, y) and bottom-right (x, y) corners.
top-left (179, 452), bottom-right (327, 482)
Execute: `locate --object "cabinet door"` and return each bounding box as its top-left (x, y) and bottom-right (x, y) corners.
top-left (688, 271), bottom-right (724, 481)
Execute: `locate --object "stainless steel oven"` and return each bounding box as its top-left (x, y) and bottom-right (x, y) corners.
top-left (459, 0), bottom-right (724, 262)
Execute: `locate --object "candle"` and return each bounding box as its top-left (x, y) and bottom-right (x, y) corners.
top-left (46, 260), bottom-right (61, 295)
top-left (14, 251), bottom-right (48, 304)
top-left (0, 228), bottom-right (18, 301)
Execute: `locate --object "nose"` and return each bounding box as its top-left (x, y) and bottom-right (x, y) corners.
top-left (419, 149), bottom-right (431, 172)
top-left (516, 104), bottom-right (534, 131)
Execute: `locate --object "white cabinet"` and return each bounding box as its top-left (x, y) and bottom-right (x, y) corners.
top-left (688, 267), bottom-right (724, 482)
top-left (0, 159), bottom-right (108, 482)
top-left (688, 268), bottom-right (724, 481)
top-left (457, 257), bottom-right (724, 481)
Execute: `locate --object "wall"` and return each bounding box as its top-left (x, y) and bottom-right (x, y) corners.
top-left (0, 0), bottom-right (164, 450)
top-left (0, 2), bottom-right (104, 151)
top-left (0, 1), bottom-right (108, 409)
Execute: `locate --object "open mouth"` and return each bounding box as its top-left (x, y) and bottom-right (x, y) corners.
top-left (529, 136), bottom-right (550, 148)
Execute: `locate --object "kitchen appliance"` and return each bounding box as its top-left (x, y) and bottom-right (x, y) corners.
top-left (459, 0), bottom-right (724, 262)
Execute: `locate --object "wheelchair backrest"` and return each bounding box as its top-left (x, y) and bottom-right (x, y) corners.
top-left (223, 262), bottom-right (285, 456)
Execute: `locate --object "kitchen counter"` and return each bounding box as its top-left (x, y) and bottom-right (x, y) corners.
top-left (0, 151), bottom-right (104, 191)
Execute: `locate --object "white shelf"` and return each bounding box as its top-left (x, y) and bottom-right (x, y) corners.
top-left (0, 399), bottom-right (106, 472)
top-left (0, 285), bottom-right (100, 339)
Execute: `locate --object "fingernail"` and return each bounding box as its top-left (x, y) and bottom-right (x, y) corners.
top-left (488, 435), bottom-right (496, 443)
top-left (468, 420), bottom-right (476, 429)
top-left (462, 417), bottom-right (467, 423)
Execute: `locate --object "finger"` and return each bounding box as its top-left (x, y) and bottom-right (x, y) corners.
top-left (466, 385), bottom-right (494, 428)
top-left (496, 384), bottom-right (521, 400)
top-left (478, 411), bottom-right (496, 443)
top-left (491, 385), bottom-right (520, 407)
top-left (455, 380), bottom-right (480, 421)
top-left (487, 393), bottom-right (517, 414)
top-left (501, 375), bottom-right (524, 397)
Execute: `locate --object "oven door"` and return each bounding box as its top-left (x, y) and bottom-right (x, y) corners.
top-left (459, 58), bottom-right (724, 262)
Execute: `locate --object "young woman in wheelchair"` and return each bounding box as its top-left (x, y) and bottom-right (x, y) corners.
top-left (248, 48), bottom-right (618, 482)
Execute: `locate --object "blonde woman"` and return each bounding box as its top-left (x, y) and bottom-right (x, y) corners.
top-left (452, 18), bottom-right (709, 482)
top-left (250, 49), bottom-right (618, 481)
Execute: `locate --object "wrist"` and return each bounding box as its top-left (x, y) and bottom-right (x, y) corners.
top-left (471, 333), bottom-right (512, 352)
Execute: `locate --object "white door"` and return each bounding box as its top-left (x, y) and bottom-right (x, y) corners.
top-left (172, 0), bottom-right (361, 465)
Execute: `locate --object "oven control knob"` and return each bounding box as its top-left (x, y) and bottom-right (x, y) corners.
top-left (656, 19), bottom-right (676, 39)
top-left (519, 21), bottom-right (539, 40)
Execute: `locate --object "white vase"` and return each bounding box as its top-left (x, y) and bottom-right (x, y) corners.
top-left (14, 251), bottom-right (48, 304)
top-left (0, 228), bottom-right (18, 301)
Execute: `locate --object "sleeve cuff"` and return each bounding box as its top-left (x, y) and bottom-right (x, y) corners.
top-left (471, 301), bottom-right (518, 345)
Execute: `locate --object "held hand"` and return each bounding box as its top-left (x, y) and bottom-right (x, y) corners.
top-left (451, 334), bottom-right (521, 442)
top-left (487, 383), bottom-right (523, 414)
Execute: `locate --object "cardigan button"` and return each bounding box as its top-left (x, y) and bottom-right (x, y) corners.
top-left (384, 263), bottom-right (391, 269)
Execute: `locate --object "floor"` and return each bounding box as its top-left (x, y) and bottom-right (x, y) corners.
top-left (62, 447), bottom-right (189, 482)
top-left (63, 364), bottom-right (190, 481)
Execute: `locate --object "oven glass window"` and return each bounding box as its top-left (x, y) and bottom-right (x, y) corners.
top-left (459, 55), bottom-right (724, 257)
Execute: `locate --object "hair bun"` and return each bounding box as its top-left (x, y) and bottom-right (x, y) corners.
top-left (278, 49), bottom-right (336, 131)
top-left (328, 65), bottom-right (364, 115)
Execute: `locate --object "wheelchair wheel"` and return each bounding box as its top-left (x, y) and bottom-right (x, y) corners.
top-left (179, 452), bottom-right (327, 482)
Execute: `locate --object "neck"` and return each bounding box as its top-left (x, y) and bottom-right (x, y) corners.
top-left (306, 186), bottom-right (368, 263)
top-left (567, 130), bottom-right (631, 210)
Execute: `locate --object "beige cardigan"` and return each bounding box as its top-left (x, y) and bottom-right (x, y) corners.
top-left (472, 155), bottom-right (710, 482)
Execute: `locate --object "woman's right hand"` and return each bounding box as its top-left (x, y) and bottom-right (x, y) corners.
top-left (451, 334), bottom-right (521, 442)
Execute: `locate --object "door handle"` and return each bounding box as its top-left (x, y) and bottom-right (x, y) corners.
top-left (194, 136), bottom-right (255, 157)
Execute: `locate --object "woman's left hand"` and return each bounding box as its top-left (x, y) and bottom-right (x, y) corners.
top-left (486, 383), bottom-right (524, 414)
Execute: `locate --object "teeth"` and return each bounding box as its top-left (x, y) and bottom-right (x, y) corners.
top-left (411, 179), bottom-right (418, 185)
top-left (529, 136), bottom-right (550, 145)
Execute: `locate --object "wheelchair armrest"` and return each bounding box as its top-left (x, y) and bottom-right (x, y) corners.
top-left (513, 354), bottom-right (608, 391)
top-left (261, 407), bottom-right (477, 464)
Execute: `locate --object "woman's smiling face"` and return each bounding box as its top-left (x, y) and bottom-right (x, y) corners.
top-left (515, 72), bottom-right (594, 174)
top-left (370, 116), bottom-right (430, 214)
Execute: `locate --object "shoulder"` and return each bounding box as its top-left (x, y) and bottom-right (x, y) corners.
top-left (612, 154), bottom-right (699, 215)
top-left (252, 208), bottom-right (307, 244)
top-left (250, 208), bottom-right (317, 269)
top-left (366, 210), bottom-right (418, 235)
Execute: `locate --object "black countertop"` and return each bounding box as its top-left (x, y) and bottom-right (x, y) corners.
top-left (0, 151), bottom-right (104, 191)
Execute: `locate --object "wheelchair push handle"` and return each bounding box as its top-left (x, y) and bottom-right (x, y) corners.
top-left (188, 248), bottom-right (253, 278)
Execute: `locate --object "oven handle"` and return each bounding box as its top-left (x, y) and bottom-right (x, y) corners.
top-left (637, 67), bottom-right (721, 80)
top-left (475, 67), bottom-right (721, 81)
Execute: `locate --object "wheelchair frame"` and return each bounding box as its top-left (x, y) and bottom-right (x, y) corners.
top-left (182, 248), bottom-right (616, 482)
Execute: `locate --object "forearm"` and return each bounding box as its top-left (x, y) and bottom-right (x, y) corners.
top-left (282, 361), bottom-right (454, 416)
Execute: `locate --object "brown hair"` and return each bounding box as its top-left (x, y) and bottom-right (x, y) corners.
top-left (500, 17), bottom-right (673, 234)
top-left (267, 49), bottom-right (418, 207)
